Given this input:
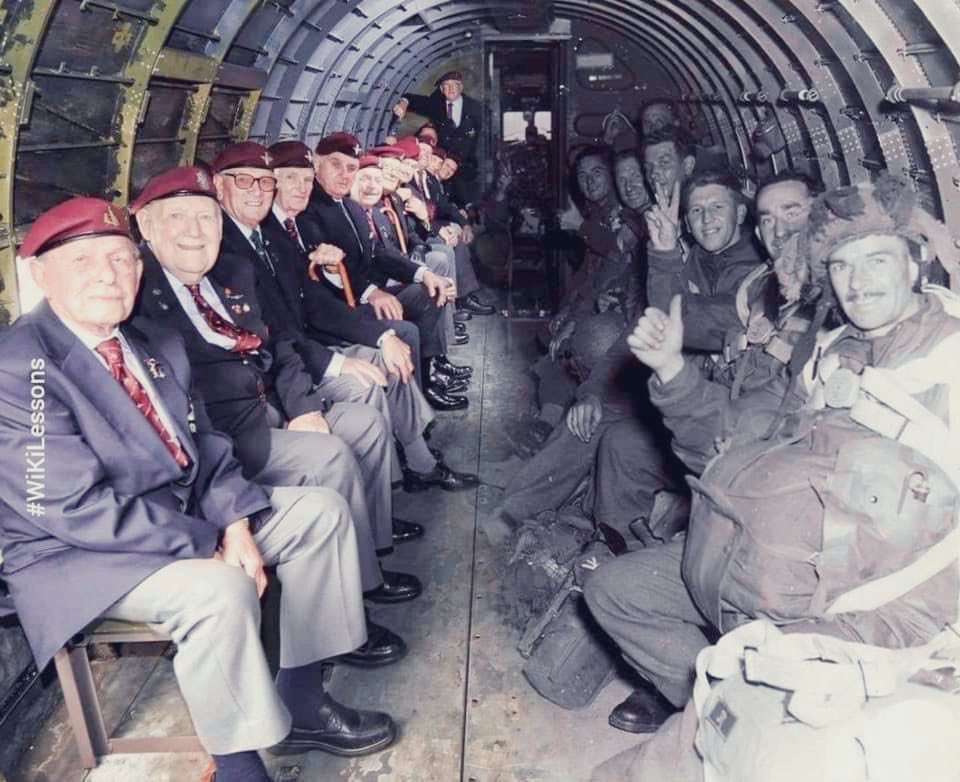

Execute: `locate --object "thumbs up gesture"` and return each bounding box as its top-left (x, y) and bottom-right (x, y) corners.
top-left (627, 294), bottom-right (685, 383)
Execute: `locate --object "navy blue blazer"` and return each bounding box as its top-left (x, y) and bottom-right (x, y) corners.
top-left (301, 188), bottom-right (421, 298)
top-left (217, 214), bottom-right (336, 379)
top-left (0, 301), bottom-right (269, 667)
top-left (403, 91), bottom-right (482, 173)
top-left (258, 210), bottom-right (394, 351)
top-left (135, 248), bottom-right (328, 475)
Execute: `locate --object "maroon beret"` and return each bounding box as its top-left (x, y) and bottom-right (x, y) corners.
top-left (314, 132), bottom-right (363, 159)
top-left (130, 166), bottom-right (217, 214)
top-left (394, 136), bottom-right (422, 160)
top-left (435, 70), bottom-right (463, 86)
top-left (211, 141), bottom-right (273, 173)
top-left (369, 145), bottom-right (405, 160)
top-left (268, 140), bottom-right (313, 169)
top-left (358, 155), bottom-right (381, 170)
top-left (19, 197), bottom-right (132, 258)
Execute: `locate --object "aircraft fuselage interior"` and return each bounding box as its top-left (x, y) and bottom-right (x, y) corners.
top-left (2, 1), bottom-right (960, 780)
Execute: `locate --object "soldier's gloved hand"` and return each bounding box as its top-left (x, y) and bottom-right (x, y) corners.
top-left (565, 394), bottom-right (603, 443)
top-left (628, 294), bottom-right (685, 383)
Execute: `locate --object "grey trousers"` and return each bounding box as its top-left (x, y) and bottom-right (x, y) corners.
top-left (590, 702), bottom-right (703, 782)
top-left (583, 538), bottom-right (709, 708)
top-left (501, 408), bottom-right (622, 524)
top-left (252, 405), bottom-right (388, 590)
top-left (422, 248), bottom-right (457, 344)
top-left (102, 485), bottom-right (366, 755)
top-left (329, 344), bottom-right (435, 453)
top-left (589, 418), bottom-right (673, 536)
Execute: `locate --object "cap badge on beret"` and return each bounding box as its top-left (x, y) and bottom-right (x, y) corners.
top-left (103, 207), bottom-right (121, 227)
top-left (18, 196), bottom-right (132, 258)
top-left (262, 151), bottom-right (273, 167)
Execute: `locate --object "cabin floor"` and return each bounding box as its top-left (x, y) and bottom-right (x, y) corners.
top-left (11, 304), bottom-right (645, 782)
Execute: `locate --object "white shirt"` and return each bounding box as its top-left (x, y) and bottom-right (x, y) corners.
top-left (73, 324), bottom-right (181, 441)
top-left (227, 213), bottom-right (266, 255)
top-left (272, 202), bottom-right (305, 251)
top-left (163, 269), bottom-right (240, 351)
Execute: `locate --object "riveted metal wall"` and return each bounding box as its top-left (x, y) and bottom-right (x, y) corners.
top-left (4, 0), bottom-right (960, 322)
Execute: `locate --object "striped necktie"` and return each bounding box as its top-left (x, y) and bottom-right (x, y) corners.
top-left (95, 338), bottom-right (190, 469)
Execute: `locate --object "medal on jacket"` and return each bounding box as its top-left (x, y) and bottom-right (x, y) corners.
top-left (186, 401), bottom-right (198, 434)
top-left (145, 357), bottom-right (166, 380)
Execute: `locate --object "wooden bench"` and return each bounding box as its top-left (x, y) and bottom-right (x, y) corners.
top-left (53, 619), bottom-right (204, 768)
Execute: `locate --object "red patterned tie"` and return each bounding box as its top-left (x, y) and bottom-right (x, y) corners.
top-left (95, 338), bottom-right (190, 469)
top-left (185, 283), bottom-right (263, 354)
top-left (284, 217), bottom-right (301, 246)
top-left (364, 209), bottom-right (381, 243)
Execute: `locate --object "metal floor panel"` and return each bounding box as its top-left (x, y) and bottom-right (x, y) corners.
top-left (11, 310), bottom-right (644, 782)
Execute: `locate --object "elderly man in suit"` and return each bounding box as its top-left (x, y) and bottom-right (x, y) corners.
top-left (131, 164), bottom-right (421, 661)
top-left (300, 132), bottom-right (471, 406)
top-left (394, 70), bottom-right (483, 208)
top-left (258, 139), bottom-right (477, 488)
top-left (0, 197), bottom-right (396, 782)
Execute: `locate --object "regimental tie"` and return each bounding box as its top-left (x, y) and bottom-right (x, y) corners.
top-left (185, 283), bottom-right (263, 353)
top-left (447, 101), bottom-right (454, 121)
top-left (95, 337), bottom-right (191, 469)
top-left (248, 230), bottom-right (276, 276)
top-left (283, 217), bottom-right (302, 248)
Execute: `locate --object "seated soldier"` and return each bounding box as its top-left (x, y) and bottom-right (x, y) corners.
top-left (0, 198), bottom-right (396, 782)
top-left (586, 175), bottom-right (960, 779)
top-left (400, 135), bottom-right (493, 318)
top-left (352, 153), bottom-right (463, 355)
top-left (589, 170), bottom-right (821, 546)
top-left (503, 159), bottom-right (765, 538)
top-left (300, 132), bottom-right (468, 404)
top-left (260, 141), bottom-right (477, 488)
top-left (130, 165), bottom-right (422, 650)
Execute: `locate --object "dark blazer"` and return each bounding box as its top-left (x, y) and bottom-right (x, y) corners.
top-left (301, 188), bottom-right (420, 297)
top-left (259, 210), bottom-right (394, 350)
top-left (135, 248), bottom-right (327, 475)
top-left (217, 214), bottom-right (335, 379)
top-left (410, 173), bottom-right (465, 229)
top-left (0, 301), bottom-right (269, 667)
top-left (404, 91), bottom-right (482, 173)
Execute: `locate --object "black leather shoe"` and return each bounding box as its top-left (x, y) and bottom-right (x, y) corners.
top-left (429, 373), bottom-right (469, 395)
top-left (403, 462), bottom-right (480, 492)
top-left (433, 355), bottom-right (473, 379)
top-left (455, 332), bottom-right (469, 345)
top-left (608, 685), bottom-right (678, 734)
top-left (455, 321), bottom-right (468, 336)
top-left (423, 385), bottom-right (469, 411)
top-left (458, 293), bottom-right (496, 316)
top-left (270, 693), bottom-right (397, 756)
top-left (364, 569), bottom-right (422, 603)
top-left (454, 309), bottom-right (472, 322)
top-left (392, 517), bottom-right (424, 543)
top-left (336, 619), bottom-right (407, 667)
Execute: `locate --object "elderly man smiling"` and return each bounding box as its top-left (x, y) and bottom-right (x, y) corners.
top-left (0, 196), bottom-right (396, 782)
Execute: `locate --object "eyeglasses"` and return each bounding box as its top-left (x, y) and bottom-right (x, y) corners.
top-left (222, 172), bottom-right (278, 192)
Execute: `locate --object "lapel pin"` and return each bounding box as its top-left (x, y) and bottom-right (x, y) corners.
top-left (145, 357), bottom-right (166, 379)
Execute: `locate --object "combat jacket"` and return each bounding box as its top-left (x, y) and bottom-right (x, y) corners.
top-left (650, 291), bottom-right (960, 650)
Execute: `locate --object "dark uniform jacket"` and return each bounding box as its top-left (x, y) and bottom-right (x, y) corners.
top-left (403, 91), bottom-right (482, 177)
top-left (261, 209), bottom-right (398, 350)
top-left (217, 214), bottom-right (336, 381)
top-left (651, 292), bottom-right (960, 650)
top-left (647, 232), bottom-right (765, 354)
top-left (0, 302), bottom-right (269, 667)
top-left (301, 187), bottom-right (420, 300)
top-left (135, 248), bottom-right (327, 475)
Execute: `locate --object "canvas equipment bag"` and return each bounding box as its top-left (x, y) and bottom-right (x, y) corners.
top-left (691, 287), bottom-right (960, 781)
